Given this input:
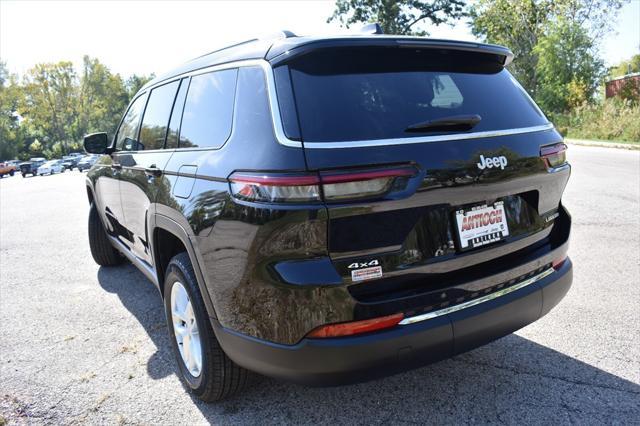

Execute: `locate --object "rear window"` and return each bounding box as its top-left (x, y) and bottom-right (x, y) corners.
top-left (276, 47), bottom-right (547, 143)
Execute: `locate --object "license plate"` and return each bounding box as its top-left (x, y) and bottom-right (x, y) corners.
top-left (455, 201), bottom-right (509, 250)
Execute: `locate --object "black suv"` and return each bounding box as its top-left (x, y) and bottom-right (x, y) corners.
top-left (84, 31), bottom-right (572, 402)
top-left (19, 157), bottom-right (46, 177)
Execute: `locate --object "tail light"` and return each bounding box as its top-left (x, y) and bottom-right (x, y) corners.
top-left (229, 173), bottom-right (321, 203)
top-left (541, 143), bottom-right (568, 168)
top-left (306, 313), bottom-right (404, 338)
top-left (229, 166), bottom-right (417, 204)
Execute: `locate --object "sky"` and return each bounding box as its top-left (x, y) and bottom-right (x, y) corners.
top-left (1, 0), bottom-right (639, 79)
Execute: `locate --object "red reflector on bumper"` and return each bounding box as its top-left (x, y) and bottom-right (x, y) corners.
top-left (553, 255), bottom-right (567, 270)
top-left (306, 313), bottom-right (404, 338)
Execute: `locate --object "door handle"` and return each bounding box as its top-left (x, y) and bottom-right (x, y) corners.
top-left (144, 166), bottom-right (163, 177)
top-left (111, 163), bottom-right (122, 170)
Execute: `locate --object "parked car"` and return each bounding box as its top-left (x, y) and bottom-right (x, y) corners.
top-left (19, 157), bottom-right (46, 177)
top-left (61, 157), bottom-right (76, 171)
top-left (37, 160), bottom-right (64, 175)
top-left (83, 29), bottom-right (572, 402)
top-left (77, 155), bottom-right (99, 172)
top-left (0, 161), bottom-right (17, 177)
top-left (61, 154), bottom-right (84, 170)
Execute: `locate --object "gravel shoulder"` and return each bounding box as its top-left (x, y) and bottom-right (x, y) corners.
top-left (1, 146), bottom-right (639, 425)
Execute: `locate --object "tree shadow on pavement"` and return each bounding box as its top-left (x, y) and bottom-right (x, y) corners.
top-left (97, 264), bottom-right (640, 424)
top-left (97, 264), bottom-right (174, 381)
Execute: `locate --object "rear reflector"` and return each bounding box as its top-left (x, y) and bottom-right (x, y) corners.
top-left (229, 166), bottom-right (417, 204)
top-left (541, 143), bottom-right (568, 168)
top-left (552, 255), bottom-right (567, 270)
top-left (306, 313), bottom-right (404, 338)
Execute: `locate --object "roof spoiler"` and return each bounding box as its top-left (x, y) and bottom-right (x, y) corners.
top-left (267, 37), bottom-right (514, 67)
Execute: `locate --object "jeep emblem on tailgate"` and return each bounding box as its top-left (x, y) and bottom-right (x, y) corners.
top-left (477, 154), bottom-right (508, 170)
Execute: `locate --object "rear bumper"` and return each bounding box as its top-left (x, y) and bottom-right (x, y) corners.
top-left (213, 258), bottom-right (572, 386)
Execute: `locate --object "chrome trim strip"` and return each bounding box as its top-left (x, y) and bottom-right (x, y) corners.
top-left (301, 124), bottom-right (555, 149)
top-left (398, 267), bottom-right (555, 325)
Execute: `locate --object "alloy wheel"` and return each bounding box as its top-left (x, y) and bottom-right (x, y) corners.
top-left (170, 281), bottom-right (202, 377)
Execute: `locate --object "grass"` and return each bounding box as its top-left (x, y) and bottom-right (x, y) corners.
top-left (552, 98), bottom-right (640, 144)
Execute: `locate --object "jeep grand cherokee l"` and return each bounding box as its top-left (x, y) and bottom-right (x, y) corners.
top-left (83, 30), bottom-right (572, 401)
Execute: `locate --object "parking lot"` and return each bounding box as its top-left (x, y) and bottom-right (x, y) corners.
top-left (1, 144), bottom-right (638, 425)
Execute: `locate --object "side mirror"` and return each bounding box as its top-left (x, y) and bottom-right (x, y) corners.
top-left (84, 132), bottom-right (109, 154)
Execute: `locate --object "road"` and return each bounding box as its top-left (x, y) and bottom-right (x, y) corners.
top-left (1, 145), bottom-right (639, 425)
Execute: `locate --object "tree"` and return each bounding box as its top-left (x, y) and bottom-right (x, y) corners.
top-left (77, 56), bottom-right (130, 139)
top-left (29, 139), bottom-right (43, 155)
top-left (470, 0), bottom-right (624, 111)
top-left (327, 0), bottom-right (466, 36)
top-left (10, 57), bottom-right (152, 159)
top-left (610, 54), bottom-right (640, 78)
top-left (470, 0), bottom-right (554, 97)
top-left (534, 18), bottom-right (604, 111)
top-left (20, 62), bottom-right (78, 151)
top-left (125, 74), bottom-right (154, 99)
top-left (0, 62), bottom-right (26, 160)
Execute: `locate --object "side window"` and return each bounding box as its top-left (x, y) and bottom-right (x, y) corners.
top-left (115, 94), bottom-right (147, 151)
top-left (179, 69), bottom-right (238, 149)
top-left (165, 78), bottom-right (190, 149)
top-left (139, 80), bottom-right (180, 150)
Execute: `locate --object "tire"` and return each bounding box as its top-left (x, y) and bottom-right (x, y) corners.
top-left (9, 170), bottom-right (14, 176)
top-left (22, 173), bottom-right (26, 178)
top-left (164, 253), bottom-right (249, 402)
top-left (88, 203), bottom-right (124, 266)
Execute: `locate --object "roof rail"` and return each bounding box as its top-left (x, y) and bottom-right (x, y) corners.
top-left (188, 38), bottom-right (259, 62)
top-left (358, 23), bottom-right (384, 35)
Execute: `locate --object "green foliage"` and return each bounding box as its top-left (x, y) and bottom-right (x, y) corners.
top-left (470, 0), bottom-right (553, 98)
top-left (0, 57), bottom-right (153, 160)
top-left (21, 61), bottom-right (79, 148)
top-left (0, 62), bottom-right (25, 160)
top-left (470, 0), bottom-right (624, 113)
top-left (29, 139), bottom-right (43, 155)
top-left (609, 54), bottom-right (640, 78)
top-left (551, 98), bottom-right (640, 142)
top-left (125, 74), bottom-right (154, 99)
top-left (534, 18), bottom-right (604, 112)
top-left (77, 56), bottom-right (132, 141)
top-left (327, 0), bottom-right (466, 35)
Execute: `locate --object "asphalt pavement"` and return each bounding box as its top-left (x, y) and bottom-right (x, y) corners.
top-left (1, 145), bottom-right (639, 425)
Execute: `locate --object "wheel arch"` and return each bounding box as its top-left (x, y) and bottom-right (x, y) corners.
top-left (153, 214), bottom-right (218, 320)
top-left (86, 184), bottom-right (95, 205)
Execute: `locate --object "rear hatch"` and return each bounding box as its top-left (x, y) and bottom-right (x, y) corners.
top-left (271, 42), bottom-right (570, 293)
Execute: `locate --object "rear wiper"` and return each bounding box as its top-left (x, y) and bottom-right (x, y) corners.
top-left (404, 114), bottom-right (482, 133)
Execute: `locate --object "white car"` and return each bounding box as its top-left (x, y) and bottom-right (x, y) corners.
top-left (38, 160), bottom-right (64, 175)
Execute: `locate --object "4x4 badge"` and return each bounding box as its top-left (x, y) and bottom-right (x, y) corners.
top-left (348, 259), bottom-right (379, 269)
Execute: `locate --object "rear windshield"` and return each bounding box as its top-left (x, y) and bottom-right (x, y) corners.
top-left (275, 47), bottom-right (547, 143)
